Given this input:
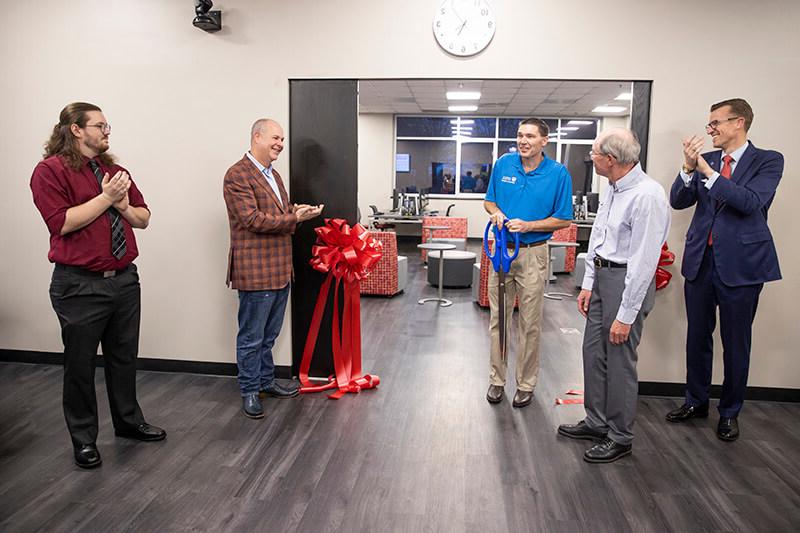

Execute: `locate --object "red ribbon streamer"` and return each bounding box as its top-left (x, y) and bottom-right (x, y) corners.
top-left (656, 242), bottom-right (675, 290)
top-left (555, 398), bottom-right (585, 405)
top-left (565, 389), bottom-right (584, 396)
top-left (298, 219), bottom-right (382, 399)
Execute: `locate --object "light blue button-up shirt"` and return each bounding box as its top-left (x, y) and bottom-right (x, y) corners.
top-left (246, 151), bottom-right (283, 207)
top-left (583, 163), bottom-right (671, 324)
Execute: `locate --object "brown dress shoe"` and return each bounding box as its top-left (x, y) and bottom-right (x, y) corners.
top-left (512, 389), bottom-right (533, 408)
top-left (486, 384), bottom-right (504, 404)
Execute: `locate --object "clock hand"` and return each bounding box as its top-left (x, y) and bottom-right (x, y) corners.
top-left (457, 20), bottom-right (467, 35)
top-left (450, 0), bottom-right (464, 23)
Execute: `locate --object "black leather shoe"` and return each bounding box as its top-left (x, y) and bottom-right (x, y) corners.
top-left (74, 443), bottom-right (102, 468)
top-left (665, 403), bottom-right (709, 422)
top-left (717, 417), bottom-right (739, 441)
top-left (486, 384), bottom-right (504, 404)
top-left (243, 393), bottom-right (264, 419)
top-left (558, 420), bottom-right (607, 441)
top-left (584, 437), bottom-right (632, 463)
top-left (512, 389), bottom-right (533, 408)
top-left (115, 423), bottom-right (167, 441)
top-left (260, 381), bottom-right (300, 399)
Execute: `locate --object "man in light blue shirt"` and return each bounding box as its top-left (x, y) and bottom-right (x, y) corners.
top-left (483, 118), bottom-right (573, 408)
top-left (558, 128), bottom-right (670, 463)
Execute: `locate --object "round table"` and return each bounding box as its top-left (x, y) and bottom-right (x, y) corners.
top-left (545, 241), bottom-right (581, 300)
top-left (417, 242), bottom-right (457, 307)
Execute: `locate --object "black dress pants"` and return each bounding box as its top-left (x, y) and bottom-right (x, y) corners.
top-left (49, 264), bottom-right (145, 448)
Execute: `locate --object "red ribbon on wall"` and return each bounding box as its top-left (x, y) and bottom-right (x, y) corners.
top-left (298, 219), bottom-right (383, 399)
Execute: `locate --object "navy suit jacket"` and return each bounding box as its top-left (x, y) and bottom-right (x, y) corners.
top-left (670, 141), bottom-right (783, 286)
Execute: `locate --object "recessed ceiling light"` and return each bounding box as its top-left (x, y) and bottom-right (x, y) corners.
top-left (567, 120), bottom-right (593, 125)
top-left (446, 91), bottom-right (481, 100)
top-left (592, 105), bottom-right (627, 113)
top-left (449, 105), bottom-right (478, 112)
top-left (614, 92), bottom-right (633, 101)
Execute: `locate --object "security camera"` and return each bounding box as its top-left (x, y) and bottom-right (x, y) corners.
top-left (193, 0), bottom-right (222, 33)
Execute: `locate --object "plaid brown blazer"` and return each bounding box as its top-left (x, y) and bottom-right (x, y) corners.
top-left (223, 154), bottom-right (296, 290)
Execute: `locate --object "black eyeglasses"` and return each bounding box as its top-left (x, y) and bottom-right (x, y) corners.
top-left (705, 117), bottom-right (740, 131)
top-left (84, 123), bottom-right (111, 134)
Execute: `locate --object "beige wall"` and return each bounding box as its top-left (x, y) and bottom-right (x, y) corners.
top-left (2, 0), bottom-right (798, 388)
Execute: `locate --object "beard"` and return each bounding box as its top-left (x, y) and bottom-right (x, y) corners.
top-left (86, 136), bottom-right (110, 155)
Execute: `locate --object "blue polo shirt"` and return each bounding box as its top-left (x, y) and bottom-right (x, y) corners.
top-left (485, 152), bottom-right (573, 244)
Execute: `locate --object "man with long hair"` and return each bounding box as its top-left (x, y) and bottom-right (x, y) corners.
top-left (31, 102), bottom-right (165, 469)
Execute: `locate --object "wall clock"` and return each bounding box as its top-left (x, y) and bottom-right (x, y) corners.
top-left (433, 0), bottom-right (496, 57)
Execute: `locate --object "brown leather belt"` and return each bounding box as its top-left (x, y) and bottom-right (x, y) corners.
top-left (507, 240), bottom-right (546, 249)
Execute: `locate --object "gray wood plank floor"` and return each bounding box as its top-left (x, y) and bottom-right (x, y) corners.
top-left (2, 244), bottom-right (799, 532)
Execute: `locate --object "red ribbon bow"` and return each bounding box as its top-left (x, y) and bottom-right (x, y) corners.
top-left (299, 219), bottom-right (383, 399)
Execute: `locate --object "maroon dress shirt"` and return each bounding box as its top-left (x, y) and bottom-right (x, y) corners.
top-left (30, 155), bottom-right (148, 271)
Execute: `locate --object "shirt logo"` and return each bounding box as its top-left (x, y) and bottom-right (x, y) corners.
top-left (501, 175), bottom-right (517, 184)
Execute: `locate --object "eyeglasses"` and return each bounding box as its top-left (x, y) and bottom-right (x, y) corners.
top-left (705, 117), bottom-right (740, 131)
top-left (589, 150), bottom-right (606, 157)
top-left (84, 123), bottom-right (111, 134)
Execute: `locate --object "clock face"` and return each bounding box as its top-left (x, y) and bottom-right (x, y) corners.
top-left (433, 0), bottom-right (496, 57)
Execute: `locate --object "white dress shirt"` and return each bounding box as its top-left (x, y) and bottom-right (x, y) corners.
top-left (679, 141), bottom-right (749, 189)
top-left (246, 151), bottom-right (283, 207)
top-left (582, 163), bottom-right (671, 324)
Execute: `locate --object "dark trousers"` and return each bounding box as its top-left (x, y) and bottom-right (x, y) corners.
top-left (684, 246), bottom-right (762, 418)
top-left (49, 264), bottom-right (145, 448)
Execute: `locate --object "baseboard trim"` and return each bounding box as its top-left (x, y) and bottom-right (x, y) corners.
top-left (639, 381), bottom-right (800, 403)
top-left (0, 349), bottom-right (292, 379)
top-left (2, 350), bottom-right (797, 401)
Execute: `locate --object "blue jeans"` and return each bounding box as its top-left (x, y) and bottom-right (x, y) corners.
top-left (236, 285), bottom-right (290, 396)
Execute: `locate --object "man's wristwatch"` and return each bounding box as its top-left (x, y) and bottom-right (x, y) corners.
top-left (682, 164), bottom-right (696, 174)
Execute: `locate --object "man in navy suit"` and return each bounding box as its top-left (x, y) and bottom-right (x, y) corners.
top-left (666, 99), bottom-right (783, 441)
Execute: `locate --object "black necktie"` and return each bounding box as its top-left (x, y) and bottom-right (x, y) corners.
top-left (88, 160), bottom-right (127, 259)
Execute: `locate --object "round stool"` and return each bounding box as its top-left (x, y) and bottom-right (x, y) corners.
top-left (428, 250), bottom-right (477, 288)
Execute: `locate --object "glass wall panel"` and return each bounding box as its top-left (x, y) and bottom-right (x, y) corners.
top-left (396, 117), bottom-right (453, 137)
top-left (499, 118), bottom-right (557, 138)
top-left (460, 142), bottom-right (494, 193)
top-left (562, 144), bottom-right (593, 194)
top-left (558, 119), bottom-right (598, 140)
top-left (395, 139), bottom-right (456, 193)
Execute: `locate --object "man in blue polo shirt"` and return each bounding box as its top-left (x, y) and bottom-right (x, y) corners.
top-left (484, 118), bottom-right (573, 407)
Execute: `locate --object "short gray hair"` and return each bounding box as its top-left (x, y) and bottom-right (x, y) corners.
top-left (596, 128), bottom-right (640, 165)
top-left (250, 118), bottom-right (275, 139)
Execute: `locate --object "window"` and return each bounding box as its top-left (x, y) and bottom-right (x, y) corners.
top-left (396, 116), bottom-right (599, 197)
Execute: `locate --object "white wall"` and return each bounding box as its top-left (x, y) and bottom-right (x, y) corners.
top-left (2, 0), bottom-right (798, 388)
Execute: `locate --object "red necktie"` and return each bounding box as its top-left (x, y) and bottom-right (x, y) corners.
top-left (708, 154), bottom-right (734, 246)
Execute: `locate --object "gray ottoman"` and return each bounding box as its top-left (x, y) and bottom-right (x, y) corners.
top-left (575, 252), bottom-right (588, 288)
top-left (428, 250), bottom-right (477, 288)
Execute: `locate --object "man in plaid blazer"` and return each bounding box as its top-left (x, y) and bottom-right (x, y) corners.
top-left (223, 118), bottom-right (323, 419)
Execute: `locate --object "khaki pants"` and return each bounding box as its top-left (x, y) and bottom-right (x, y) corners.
top-left (488, 244), bottom-right (549, 391)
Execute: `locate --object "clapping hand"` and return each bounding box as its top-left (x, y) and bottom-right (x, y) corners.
top-left (295, 203), bottom-right (324, 222)
top-left (101, 170), bottom-right (131, 210)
